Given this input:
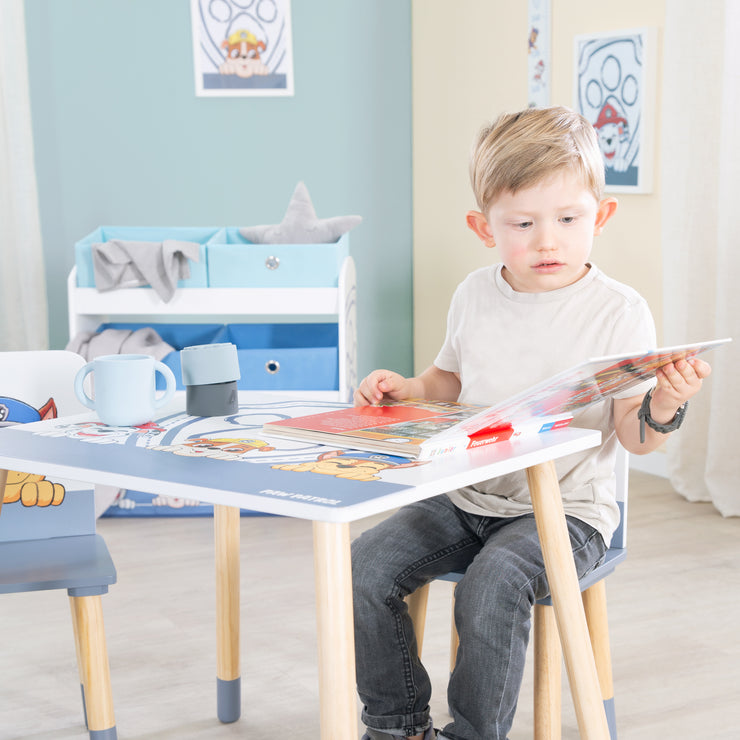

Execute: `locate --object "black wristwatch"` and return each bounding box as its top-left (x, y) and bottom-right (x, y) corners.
top-left (637, 388), bottom-right (688, 443)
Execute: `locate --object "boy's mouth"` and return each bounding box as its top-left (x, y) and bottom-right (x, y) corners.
top-left (533, 260), bottom-right (563, 270)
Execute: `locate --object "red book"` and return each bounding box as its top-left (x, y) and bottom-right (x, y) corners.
top-left (262, 398), bottom-right (572, 460)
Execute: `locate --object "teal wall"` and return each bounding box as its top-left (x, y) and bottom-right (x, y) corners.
top-left (24, 0), bottom-right (413, 379)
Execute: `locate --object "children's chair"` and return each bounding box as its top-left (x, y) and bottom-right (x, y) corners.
top-left (0, 350), bottom-right (118, 740)
top-left (406, 445), bottom-right (629, 740)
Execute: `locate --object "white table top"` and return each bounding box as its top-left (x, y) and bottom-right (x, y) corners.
top-left (0, 396), bottom-right (600, 523)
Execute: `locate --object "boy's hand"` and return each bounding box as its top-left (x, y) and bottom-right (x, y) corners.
top-left (354, 370), bottom-right (411, 406)
top-left (650, 357), bottom-right (712, 423)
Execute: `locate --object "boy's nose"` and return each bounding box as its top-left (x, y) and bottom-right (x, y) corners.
top-left (534, 225), bottom-right (557, 251)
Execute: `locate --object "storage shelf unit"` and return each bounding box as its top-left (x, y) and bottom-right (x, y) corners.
top-left (67, 257), bottom-right (358, 402)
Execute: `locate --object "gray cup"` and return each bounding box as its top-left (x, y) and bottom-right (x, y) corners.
top-left (180, 343), bottom-right (241, 417)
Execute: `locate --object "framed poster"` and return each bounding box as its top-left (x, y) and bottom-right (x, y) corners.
top-left (528, 0), bottom-right (551, 108)
top-left (190, 0), bottom-right (294, 97)
top-left (574, 28), bottom-right (657, 193)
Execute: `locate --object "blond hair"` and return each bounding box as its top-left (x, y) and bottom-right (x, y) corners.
top-left (470, 106), bottom-right (605, 213)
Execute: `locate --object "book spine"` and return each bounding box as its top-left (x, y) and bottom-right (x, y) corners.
top-left (418, 415), bottom-right (572, 460)
top-left (418, 427), bottom-right (514, 460)
top-left (514, 416), bottom-right (572, 441)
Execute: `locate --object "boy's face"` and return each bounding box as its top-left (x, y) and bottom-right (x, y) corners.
top-left (466, 171), bottom-right (617, 293)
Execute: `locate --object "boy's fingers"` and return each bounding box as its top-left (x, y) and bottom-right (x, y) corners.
top-left (674, 358), bottom-right (711, 386)
top-left (355, 375), bottom-right (385, 405)
top-left (689, 357), bottom-right (712, 379)
top-left (657, 364), bottom-right (681, 388)
top-left (670, 361), bottom-right (693, 384)
top-left (661, 361), bottom-right (697, 387)
top-left (654, 357), bottom-right (712, 407)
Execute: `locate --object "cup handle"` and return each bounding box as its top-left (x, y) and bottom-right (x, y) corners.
top-left (74, 364), bottom-right (96, 410)
top-left (154, 361), bottom-right (177, 409)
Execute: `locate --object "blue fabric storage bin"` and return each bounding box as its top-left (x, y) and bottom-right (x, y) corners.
top-left (75, 226), bottom-right (216, 288)
top-left (206, 229), bottom-right (349, 288)
top-left (96, 322), bottom-right (339, 391)
top-left (222, 324), bottom-right (339, 391)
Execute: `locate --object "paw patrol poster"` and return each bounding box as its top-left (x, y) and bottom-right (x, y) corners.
top-left (527, 0), bottom-right (551, 108)
top-left (574, 28), bottom-right (657, 193)
top-left (190, 0), bottom-right (294, 97)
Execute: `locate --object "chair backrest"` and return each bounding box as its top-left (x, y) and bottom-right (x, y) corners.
top-left (0, 351), bottom-right (95, 542)
top-left (610, 444), bottom-right (629, 550)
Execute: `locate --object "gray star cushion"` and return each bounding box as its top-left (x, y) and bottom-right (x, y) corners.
top-left (239, 181), bottom-right (362, 244)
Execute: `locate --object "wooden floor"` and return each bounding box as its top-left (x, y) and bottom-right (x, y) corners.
top-left (2, 471), bottom-right (739, 739)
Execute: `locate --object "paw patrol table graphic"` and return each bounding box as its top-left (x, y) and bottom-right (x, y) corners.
top-left (22, 399), bottom-right (428, 515)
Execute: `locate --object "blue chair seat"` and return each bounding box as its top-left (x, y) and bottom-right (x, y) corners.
top-left (0, 533), bottom-right (116, 595)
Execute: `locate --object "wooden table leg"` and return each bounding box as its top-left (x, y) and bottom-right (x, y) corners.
top-left (533, 602), bottom-right (562, 740)
top-left (526, 461), bottom-right (610, 740)
top-left (312, 520), bottom-right (359, 740)
top-left (215, 504), bottom-right (241, 723)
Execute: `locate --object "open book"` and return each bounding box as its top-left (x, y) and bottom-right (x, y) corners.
top-left (262, 338), bottom-right (730, 459)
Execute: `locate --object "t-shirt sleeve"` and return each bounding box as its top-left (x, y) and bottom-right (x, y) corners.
top-left (434, 283), bottom-right (463, 374)
top-left (608, 294), bottom-right (658, 400)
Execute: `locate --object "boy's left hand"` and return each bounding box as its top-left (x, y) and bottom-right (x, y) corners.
top-left (650, 357), bottom-right (711, 423)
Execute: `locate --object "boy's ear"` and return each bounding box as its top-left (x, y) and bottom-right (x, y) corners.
top-left (466, 210), bottom-right (496, 248)
top-left (594, 197), bottom-right (618, 235)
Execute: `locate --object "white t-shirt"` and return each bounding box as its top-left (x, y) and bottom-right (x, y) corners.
top-left (434, 262), bottom-right (656, 545)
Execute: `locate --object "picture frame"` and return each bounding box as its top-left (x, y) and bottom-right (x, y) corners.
top-left (574, 28), bottom-right (657, 193)
top-left (528, 0), bottom-right (551, 108)
top-left (190, 0), bottom-right (294, 97)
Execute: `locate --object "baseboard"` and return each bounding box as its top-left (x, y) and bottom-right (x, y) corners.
top-left (629, 450), bottom-right (668, 478)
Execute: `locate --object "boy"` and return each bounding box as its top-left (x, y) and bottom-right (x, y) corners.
top-left (351, 106), bottom-right (710, 740)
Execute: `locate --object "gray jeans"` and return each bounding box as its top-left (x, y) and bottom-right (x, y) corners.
top-left (351, 494), bottom-right (606, 740)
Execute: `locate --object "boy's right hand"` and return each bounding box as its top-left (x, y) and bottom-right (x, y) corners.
top-left (353, 370), bottom-right (410, 406)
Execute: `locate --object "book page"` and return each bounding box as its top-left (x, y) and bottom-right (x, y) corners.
top-left (440, 338), bottom-right (730, 438)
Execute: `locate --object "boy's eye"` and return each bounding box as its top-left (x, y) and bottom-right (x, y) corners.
top-left (515, 221), bottom-right (532, 229)
top-left (560, 216), bottom-right (576, 224)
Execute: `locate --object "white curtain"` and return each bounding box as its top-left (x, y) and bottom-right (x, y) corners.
top-left (661, 0), bottom-right (740, 516)
top-left (0, 1), bottom-right (48, 350)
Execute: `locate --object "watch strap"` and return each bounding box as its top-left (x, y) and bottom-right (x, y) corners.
top-left (637, 388), bottom-right (688, 443)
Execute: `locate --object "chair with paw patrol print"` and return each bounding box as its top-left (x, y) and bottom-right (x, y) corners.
top-left (0, 350), bottom-right (117, 739)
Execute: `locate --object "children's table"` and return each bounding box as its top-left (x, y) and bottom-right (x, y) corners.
top-left (0, 395), bottom-right (611, 739)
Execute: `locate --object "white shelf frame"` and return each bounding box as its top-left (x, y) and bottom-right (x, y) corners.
top-left (67, 257), bottom-right (358, 402)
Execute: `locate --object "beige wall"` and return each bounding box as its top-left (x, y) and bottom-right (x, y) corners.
top-left (412, 0), bottom-right (666, 373)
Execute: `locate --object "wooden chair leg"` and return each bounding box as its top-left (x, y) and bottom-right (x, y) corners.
top-left (69, 596), bottom-right (89, 728)
top-left (449, 593), bottom-right (459, 674)
top-left (534, 602), bottom-right (562, 740)
top-left (69, 595), bottom-right (117, 739)
top-left (583, 581), bottom-right (617, 740)
top-left (406, 582), bottom-right (430, 657)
